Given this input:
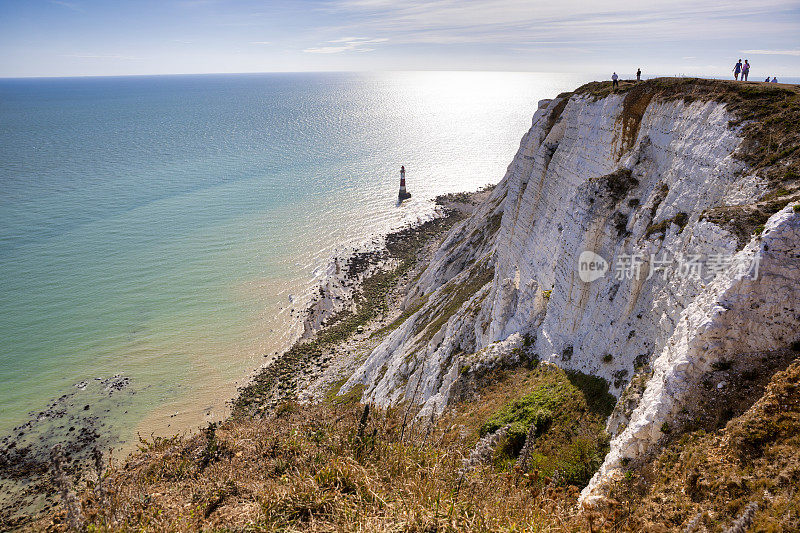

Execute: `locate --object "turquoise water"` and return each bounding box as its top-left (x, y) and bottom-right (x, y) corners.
top-left (0, 71), bottom-right (585, 444)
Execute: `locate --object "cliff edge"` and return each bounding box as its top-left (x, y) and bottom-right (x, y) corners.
top-left (338, 77), bottom-right (800, 501)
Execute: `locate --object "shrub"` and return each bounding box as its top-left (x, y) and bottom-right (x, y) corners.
top-left (553, 436), bottom-right (610, 487)
top-left (481, 388), bottom-right (559, 438)
top-left (498, 409), bottom-right (554, 458)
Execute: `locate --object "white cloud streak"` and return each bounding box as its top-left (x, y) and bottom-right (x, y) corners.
top-left (320, 0), bottom-right (800, 46)
top-left (303, 37), bottom-right (388, 54)
top-left (740, 49), bottom-right (800, 56)
top-left (50, 1), bottom-right (82, 12)
top-left (61, 54), bottom-right (140, 60)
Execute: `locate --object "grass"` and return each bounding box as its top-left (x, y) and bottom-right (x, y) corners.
top-left (589, 168), bottom-right (639, 203)
top-left (370, 294), bottom-right (429, 339)
top-left (487, 212), bottom-right (503, 235)
top-left (45, 364), bottom-right (625, 532)
top-left (50, 401), bottom-right (580, 531)
top-left (645, 211), bottom-right (689, 237)
top-left (763, 187), bottom-right (791, 200)
top-left (703, 195), bottom-right (794, 246)
top-left (543, 96), bottom-right (570, 138)
top-left (603, 358), bottom-right (800, 531)
top-left (233, 210), bottom-right (465, 416)
top-left (468, 365), bottom-right (613, 487)
top-left (323, 378), bottom-right (365, 407)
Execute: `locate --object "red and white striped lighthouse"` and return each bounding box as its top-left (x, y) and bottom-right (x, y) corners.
top-left (398, 165), bottom-right (411, 200)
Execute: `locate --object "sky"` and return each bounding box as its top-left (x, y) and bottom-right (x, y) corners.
top-left (0, 0), bottom-right (799, 78)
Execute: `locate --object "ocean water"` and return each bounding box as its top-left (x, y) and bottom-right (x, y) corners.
top-left (0, 71), bottom-right (585, 450)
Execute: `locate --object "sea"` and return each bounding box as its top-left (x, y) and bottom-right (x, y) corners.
top-left (0, 71), bottom-right (587, 459)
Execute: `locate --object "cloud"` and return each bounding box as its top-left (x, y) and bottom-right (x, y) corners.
top-left (740, 49), bottom-right (800, 56)
top-left (303, 37), bottom-right (388, 54)
top-left (321, 0), bottom-right (800, 46)
top-left (178, 0), bottom-right (219, 6)
top-left (249, 41), bottom-right (272, 45)
top-left (50, 1), bottom-right (82, 11)
top-left (62, 54), bottom-right (140, 60)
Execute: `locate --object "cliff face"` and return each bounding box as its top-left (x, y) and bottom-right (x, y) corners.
top-left (340, 79), bottom-right (800, 498)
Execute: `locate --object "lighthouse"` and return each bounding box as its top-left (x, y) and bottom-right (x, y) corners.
top-left (398, 165), bottom-right (411, 201)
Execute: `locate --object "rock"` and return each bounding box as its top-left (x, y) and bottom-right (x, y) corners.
top-left (326, 88), bottom-right (800, 504)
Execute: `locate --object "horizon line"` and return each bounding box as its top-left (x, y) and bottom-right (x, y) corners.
top-left (3, 69), bottom-right (799, 82)
top-left (0, 68), bottom-right (591, 81)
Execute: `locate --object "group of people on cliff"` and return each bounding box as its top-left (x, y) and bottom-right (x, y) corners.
top-left (611, 68), bottom-right (641, 89)
top-left (610, 62), bottom-right (780, 88)
top-left (733, 59), bottom-right (779, 83)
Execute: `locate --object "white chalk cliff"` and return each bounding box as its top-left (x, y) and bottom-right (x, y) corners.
top-left (339, 83), bottom-right (800, 499)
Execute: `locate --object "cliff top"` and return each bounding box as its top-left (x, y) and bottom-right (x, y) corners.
top-left (566, 77), bottom-right (798, 155)
top-left (573, 76), bottom-right (798, 101)
top-left (556, 77), bottom-right (800, 243)
top-left (570, 78), bottom-right (799, 184)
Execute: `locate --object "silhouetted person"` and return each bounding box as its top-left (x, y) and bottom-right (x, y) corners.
top-left (612, 72), bottom-right (619, 89)
top-left (636, 68), bottom-right (641, 82)
top-left (733, 59), bottom-right (742, 80)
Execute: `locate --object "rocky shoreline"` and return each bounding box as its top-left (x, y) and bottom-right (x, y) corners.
top-left (0, 374), bottom-right (134, 529)
top-left (233, 188), bottom-right (493, 418)
top-left (0, 187), bottom-right (492, 530)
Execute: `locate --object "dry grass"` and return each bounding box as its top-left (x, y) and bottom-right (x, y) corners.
top-left (40, 364), bottom-right (621, 532)
top-left (43, 408), bottom-right (569, 532)
top-left (41, 358), bottom-right (800, 532)
top-left (604, 357), bottom-right (800, 532)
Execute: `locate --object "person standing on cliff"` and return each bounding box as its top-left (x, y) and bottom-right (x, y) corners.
top-left (612, 72), bottom-right (619, 89)
top-left (741, 60), bottom-right (750, 81)
top-left (733, 59), bottom-right (743, 80)
top-left (636, 68), bottom-right (641, 82)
